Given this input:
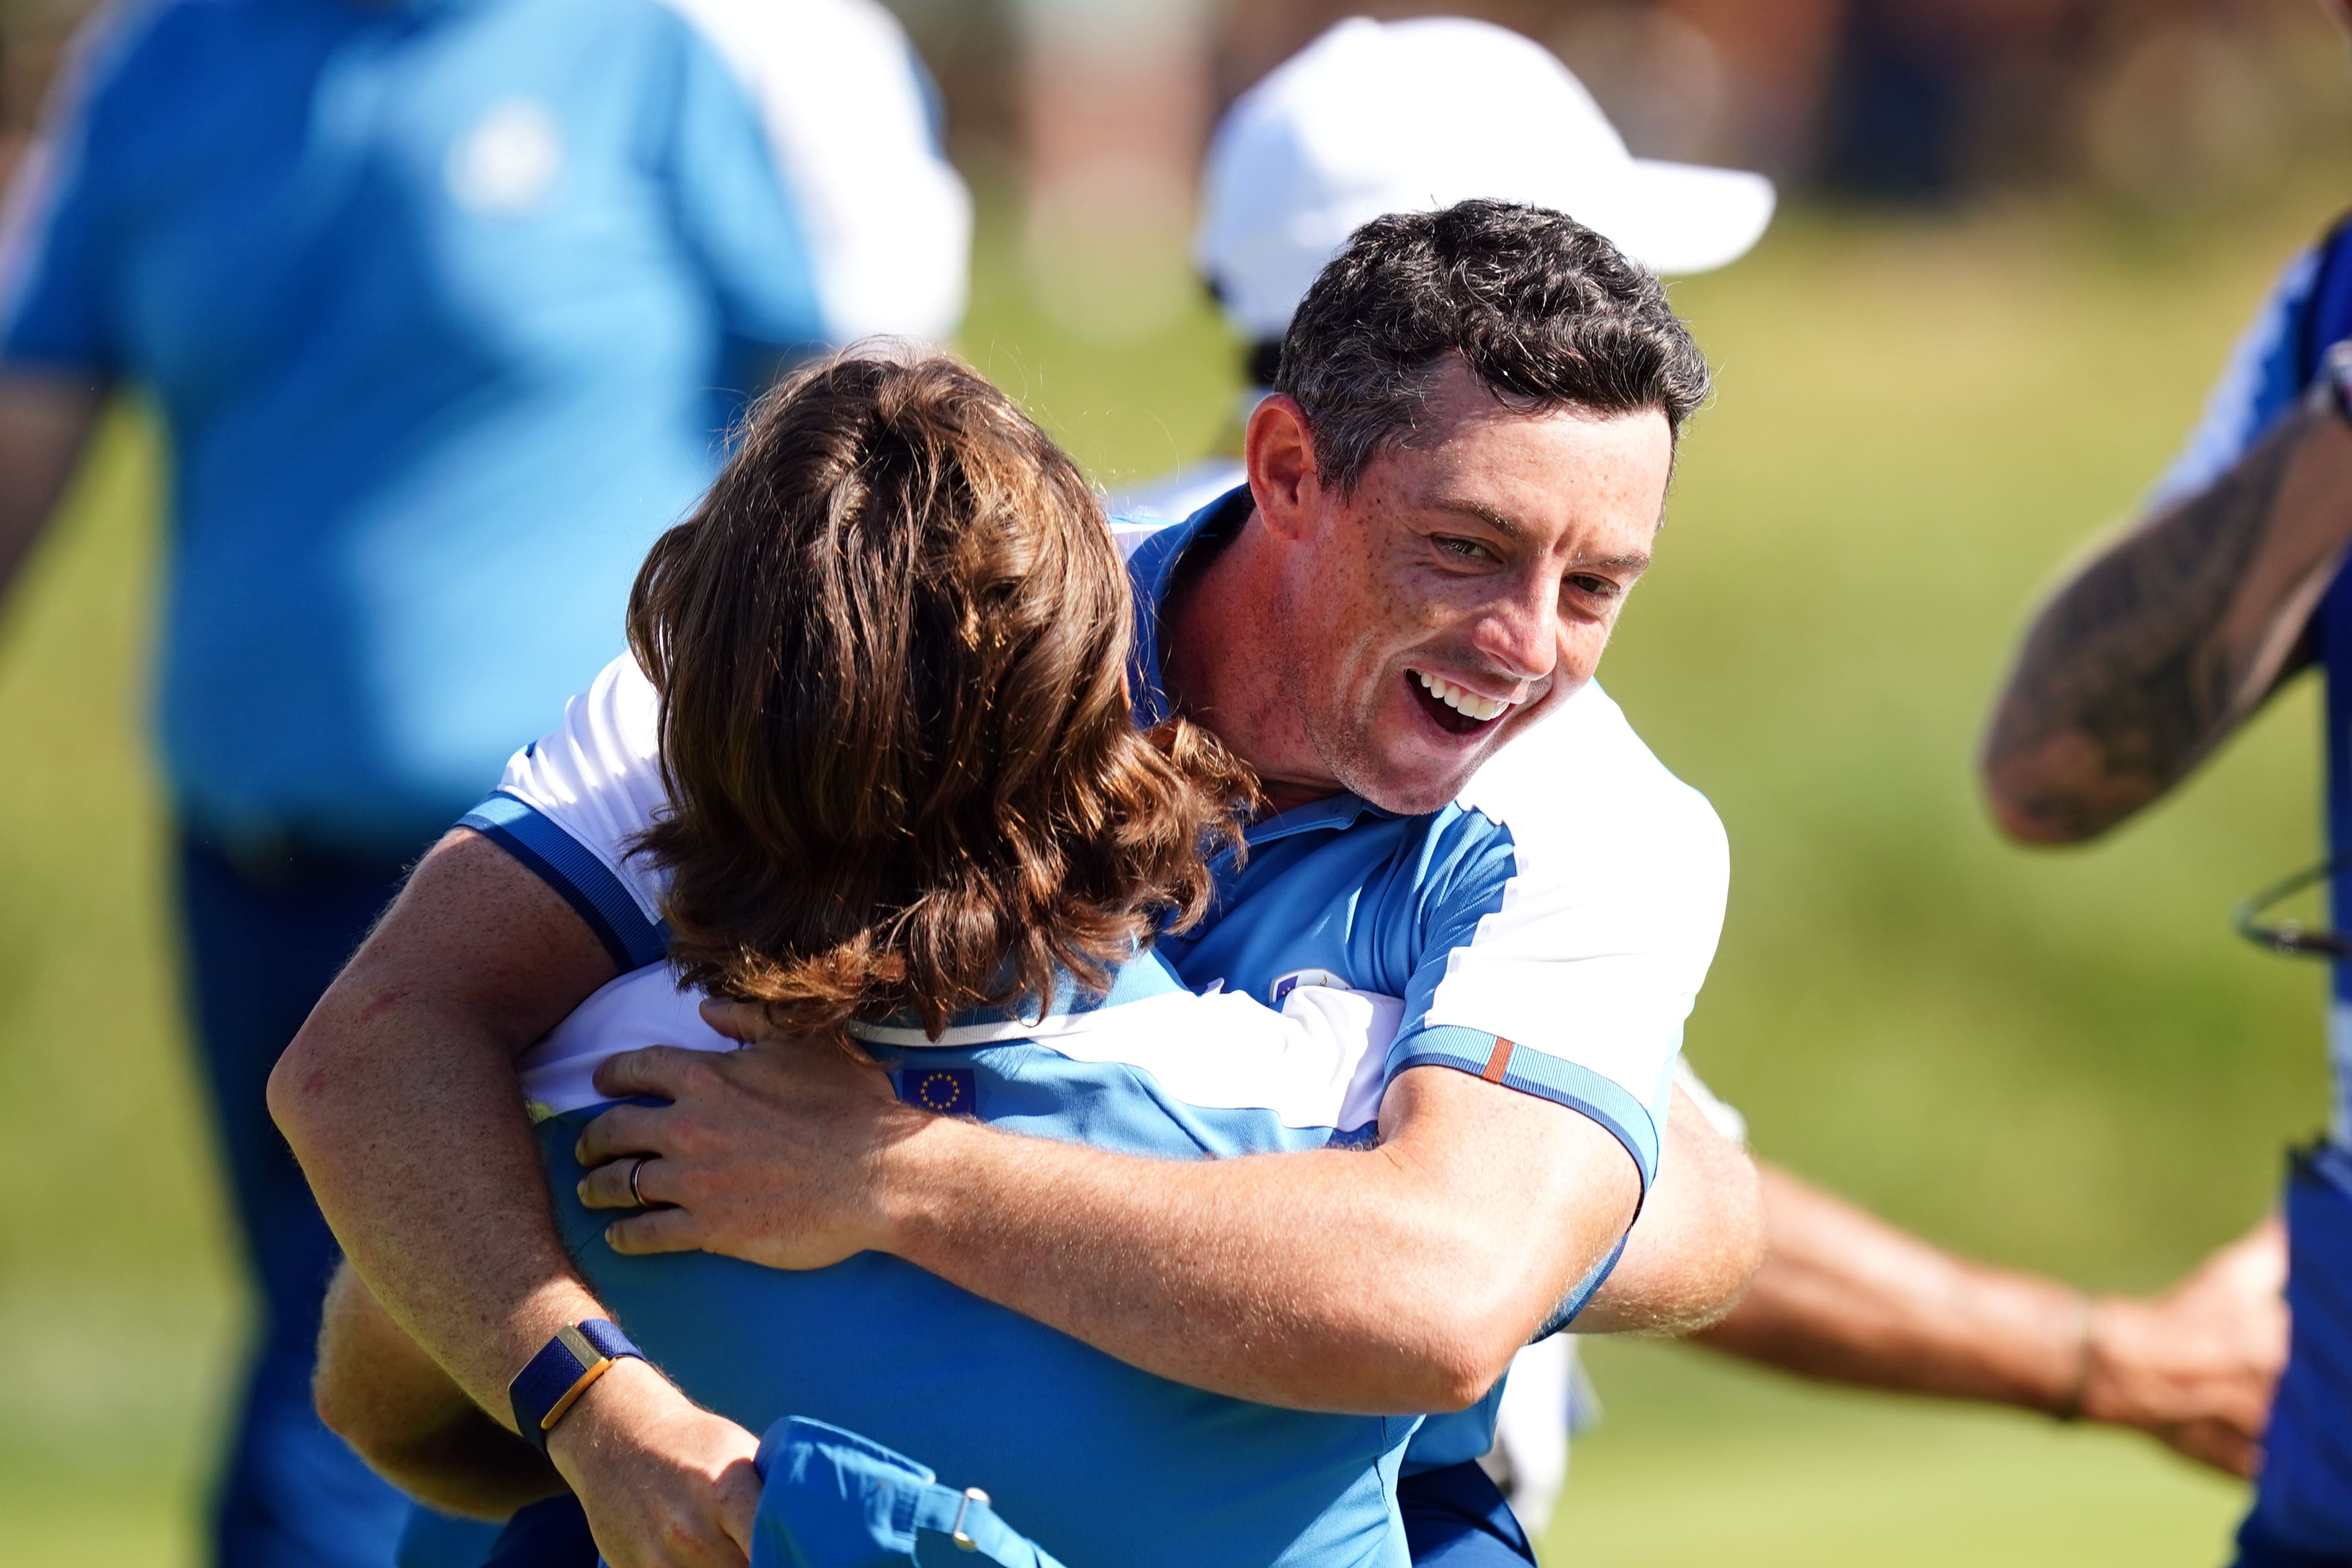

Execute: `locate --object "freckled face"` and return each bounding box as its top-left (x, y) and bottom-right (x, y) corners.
top-left (1270, 363), bottom-right (1673, 815)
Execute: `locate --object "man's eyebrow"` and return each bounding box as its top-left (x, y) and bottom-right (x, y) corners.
top-left (1578, 549), bottom-right (1654, 575)
top-left (1431, 497), bottom-right (1523, 539)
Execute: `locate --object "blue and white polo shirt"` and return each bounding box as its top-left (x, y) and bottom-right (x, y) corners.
top-left (464, 485), bottom-right (1732, 1484)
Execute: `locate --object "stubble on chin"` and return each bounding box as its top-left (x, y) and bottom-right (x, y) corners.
top-left (1304, 666), bottom-right (1480, 817)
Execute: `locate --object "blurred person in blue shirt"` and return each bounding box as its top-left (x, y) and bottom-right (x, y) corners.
top-left (1983, 6), bottom-right (2352, 1564)
top-left (1161, 18), bottom-right (2289, 1561)
top-left (0, 2), bottom-right (968, 1564)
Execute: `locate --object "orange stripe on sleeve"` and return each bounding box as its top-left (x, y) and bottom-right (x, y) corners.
top-left (1480, 1037), bottom-right (1515, 1084)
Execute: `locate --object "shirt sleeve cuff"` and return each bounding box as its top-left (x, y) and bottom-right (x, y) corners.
top-left (1385, 1024), bottom-right (1661, 1189)
top-left (458, 791), bottom-right (669, 971)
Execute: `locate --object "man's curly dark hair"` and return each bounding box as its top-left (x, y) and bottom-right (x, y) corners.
top-left (1274, 199), bottom-right (1712, 494)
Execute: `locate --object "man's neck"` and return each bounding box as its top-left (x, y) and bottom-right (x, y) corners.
top-left (1159, 510), bottom-right (1337, 815)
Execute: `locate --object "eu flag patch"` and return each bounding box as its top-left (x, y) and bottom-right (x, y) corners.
top-left (898, 1067), bottom-right (976, 1117)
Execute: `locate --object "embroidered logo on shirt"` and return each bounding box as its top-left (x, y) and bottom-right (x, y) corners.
top-left (899, 1068), bottom-right (976, 1117)
top-left (448, 99), bottom-right (564, 215)
top-left (1270, 968), bottom-right (1349, 1006)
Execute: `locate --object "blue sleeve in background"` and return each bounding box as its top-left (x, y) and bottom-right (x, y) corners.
top-left (658, 28), bottom-right (827, 373)
top-left (2146, 245), bottom-right (2322, 509)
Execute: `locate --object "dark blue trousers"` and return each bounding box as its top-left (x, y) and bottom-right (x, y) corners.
top-left (181, 832), bottom-right (418, 1568)
top-left (2235, 1146), bottom-right (2352, 1568)
top-left (1397, 1460), bottom-right (1539, 1566)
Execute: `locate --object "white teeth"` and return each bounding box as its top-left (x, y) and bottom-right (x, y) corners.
top-left (1414, 670), bottom-right (1510, 722)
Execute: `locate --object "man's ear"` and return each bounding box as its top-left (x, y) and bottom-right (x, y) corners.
top-left (1244, 394), bottom-right (1320, 542)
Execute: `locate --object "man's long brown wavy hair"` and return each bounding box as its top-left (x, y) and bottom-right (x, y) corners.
top-left (625, 353), bottom-right (1251, 1039)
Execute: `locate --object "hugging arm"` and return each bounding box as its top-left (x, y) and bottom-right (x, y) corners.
top-left (1982, 387), bottom-right (2352, 843)
top-left (1570, 1083), bottom-right (1764, 1335)
top-left (269, 831), bottom-right (762, 1567)
top-left (581, 1036), bottom-right (1763, 1416)
top-left (314, 1260), bottom-right (562, 1519)
top-left (270, 829), bottom-right (617, 1410)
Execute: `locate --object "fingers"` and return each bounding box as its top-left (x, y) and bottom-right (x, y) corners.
top-left (605, 1205), bottom-right (704, 1256)
top-left (699, 999), bottom-right (774, 1046)
top-left (698, 1001), bottom-right (870, 1067)
top-left (580, 1152), bottom-right (664, 1212)
top-left (592, 1045), bottom-right (709, 1102)
top-left (576, 1102), bottom-right (671, 1169)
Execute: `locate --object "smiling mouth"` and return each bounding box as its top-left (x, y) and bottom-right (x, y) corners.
top-left (1408, 670), bottom-right (1515, 736)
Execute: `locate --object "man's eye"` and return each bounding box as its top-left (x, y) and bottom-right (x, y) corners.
top-left (1434, 536), bottom-right (1490, 561)
top-left (1569, 575), bottom-right (1621, 599)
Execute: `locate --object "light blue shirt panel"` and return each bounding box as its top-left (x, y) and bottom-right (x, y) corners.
top-left (0, 0), bottom-right (828, 853)
top-left (2148, 247), bottom-right (2316, 508)
top-left (538, 962), bottom-right (1415, 1568)
top-left (542, 1167), bottom-right (1410, 1568)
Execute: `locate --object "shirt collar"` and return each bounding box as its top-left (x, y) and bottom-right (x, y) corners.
top-left (1123, 483), bottom-right (1253, 729)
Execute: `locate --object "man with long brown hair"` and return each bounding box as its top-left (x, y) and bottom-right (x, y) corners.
top-left (274, 201), bottom-right (1765, 1567)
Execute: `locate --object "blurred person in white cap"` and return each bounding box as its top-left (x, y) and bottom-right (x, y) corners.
top-left (1118, 14), bottom-right (2288, 1559)
top-left (1123, 12), bottom-right (1771, 524)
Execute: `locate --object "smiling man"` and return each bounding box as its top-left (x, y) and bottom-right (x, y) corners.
top-left (1155, 361), bottom-right (1665, 815)
top-left (272, 200), bottom-right (1757, 1568)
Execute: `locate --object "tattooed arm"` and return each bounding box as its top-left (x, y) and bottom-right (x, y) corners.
top-left (1981, 384), bottom-right (2352, 843)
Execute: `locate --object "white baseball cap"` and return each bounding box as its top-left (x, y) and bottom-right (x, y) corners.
top-left (1197, 16), bottom-right (1778, 342)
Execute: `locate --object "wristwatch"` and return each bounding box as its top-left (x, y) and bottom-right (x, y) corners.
top-left (508, 1319), bottom-right (647, 1455)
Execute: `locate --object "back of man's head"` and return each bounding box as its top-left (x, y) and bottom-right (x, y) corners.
top-left (1275, 200), bottom-right (1711, 495)
top-left (627, 353), bottom-right (1247, 1040)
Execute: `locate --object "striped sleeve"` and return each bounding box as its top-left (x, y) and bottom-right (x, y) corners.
top-left (1383, 688), bottom-right (1731, 1192)
top-left (459, 654), bottom-right (672, 971)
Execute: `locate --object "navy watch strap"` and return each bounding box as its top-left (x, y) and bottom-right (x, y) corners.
top-left (508, 1319), bottom-right (644, 1455)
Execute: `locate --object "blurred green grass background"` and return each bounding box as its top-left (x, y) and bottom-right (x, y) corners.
top-left (7, 181), bottom-right (2347, 1563)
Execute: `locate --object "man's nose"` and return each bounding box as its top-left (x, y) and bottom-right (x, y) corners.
top-left (1470, 578), bottom-right (1560, 683)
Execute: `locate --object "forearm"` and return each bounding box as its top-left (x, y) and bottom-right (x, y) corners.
top-left (889, 1134), bottom-right (1509, 1413)
top-left (268, 833), bottom-right (619, 1415)
top-left (1570, 1085), bottom-right (1765, 1335)
top-left (315, 1262), bottom-right (562, 1518)
top-left (277, 982), bottom-right (600, 1412)
top-left (1983, 391), bottom-right (2352, 843)
top-left (875, 1070), bottom-right (1640, 1415)
top-left (1693, 1166), bottom-right (2088, 1411)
